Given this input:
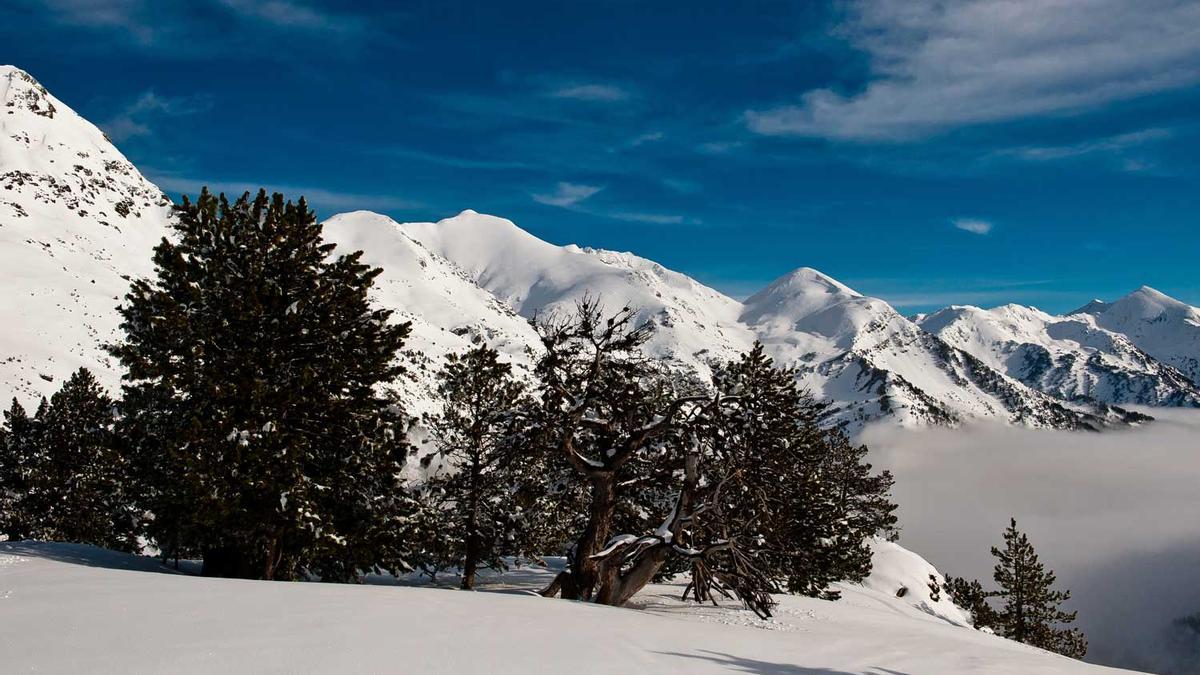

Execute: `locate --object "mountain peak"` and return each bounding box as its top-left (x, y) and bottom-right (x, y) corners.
top-left (756, 266), bottom-right (861, 300)
top-left (741, 266), bottom-right (867, 330)
top-left (2, 65), bottom-right (58, 119)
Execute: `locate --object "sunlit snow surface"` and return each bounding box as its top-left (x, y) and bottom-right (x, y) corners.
top-left (0, 540), bottom-right (1132, 674)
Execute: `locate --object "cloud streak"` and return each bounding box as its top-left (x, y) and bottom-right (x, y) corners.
top-left (747, 0), bottom-right (1200, 141)
top-left (952, 217), bottom-right (993, 235)
top-left (531, 181), bottom-right (603, 207)
top-left (548, 83), bottom-right (630, 102)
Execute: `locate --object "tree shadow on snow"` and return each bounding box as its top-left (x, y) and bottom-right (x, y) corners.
top-left (0, 541), bottom-right (180, 574)
top-left (657, 650), bottom-right (911, 675)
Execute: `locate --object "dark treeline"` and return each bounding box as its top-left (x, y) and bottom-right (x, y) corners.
top-left (4, 187), bottom-right (1066, 632)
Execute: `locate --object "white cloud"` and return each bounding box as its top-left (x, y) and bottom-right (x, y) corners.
top-left (531, 182), bottom-right (603, 208)
top-left (951, 217), bottom-right (993, 235)
top-left (747, 0), bottom-right (1200, 141)
top-left (549, 83), bottom-right (630, 102)
top-left (862, 410), bottom-right (1200, 672)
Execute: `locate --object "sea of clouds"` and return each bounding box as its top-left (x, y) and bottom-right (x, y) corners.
top-left (863, 409), bottom-right (1200, 674)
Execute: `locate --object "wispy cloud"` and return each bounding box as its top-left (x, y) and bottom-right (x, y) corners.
top-left (29, 0), bottom-right (371, 54)
top-left (747, 0), bottom-right (1200, 141)
top-left (951, 217), bottom-right (993, 235)
top-left (696, 140), bottom-right (744, 155)
top-left (999, 128), bottom-right (1172, 164)
top-left (609, 212), bottom-right (694, 225)
top-left (375, 146), bottom-right (534, 171)
top-left (217, 0), bottom-right (365, 33)
top-left (102, 90), bottom-right (213, 142)
top-left (661, 178), bottom-right (701, 194)
top-left (548, 83), bottom-right (630, 102)
top-left (627, 131), bottom-right (664, 147)
top-left (531, 182), bottom-right (603, 208)
top-left (149, 174), bottom-right (422, 212)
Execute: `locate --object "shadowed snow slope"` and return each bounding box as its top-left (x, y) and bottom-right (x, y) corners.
top-left (0, 541), bottom-right (1131, 674)
top-left (0, 66), bottom-right (171, 402)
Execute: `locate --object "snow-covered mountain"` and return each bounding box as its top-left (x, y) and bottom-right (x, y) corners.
top-left (1070, 286), bottom-right (1200, 388)
top-left (396, 211), bottom-right (1138, 431)
top-left (320, 211), bottom-right (543, 421)
top-left (742, 269), bottom-right (1136, 429)
top-left (400, 210), bottom-right (754, 382)
top-left (0, 65), bottom-right (172, 402)
top-left (919, 303), bottom-right (1200, 408)
top-left (0, 65), bottom-right (1183, 434)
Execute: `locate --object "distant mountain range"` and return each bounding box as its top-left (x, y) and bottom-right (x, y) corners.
top-left (3, 65), bottom-right (1196, 432)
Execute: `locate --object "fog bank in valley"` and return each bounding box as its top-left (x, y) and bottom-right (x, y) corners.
top-left (863, 410), bottom-right (1200, 674)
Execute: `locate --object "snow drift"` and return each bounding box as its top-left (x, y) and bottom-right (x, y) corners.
top-left (0, 541), bottom-right (1131, 674)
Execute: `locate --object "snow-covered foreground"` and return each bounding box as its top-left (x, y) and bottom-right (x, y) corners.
top-left (0, 542), bottom-right (1132, 674)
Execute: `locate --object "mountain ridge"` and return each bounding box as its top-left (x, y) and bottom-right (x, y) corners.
top-left (0, 65), bottom-right (1191, 434)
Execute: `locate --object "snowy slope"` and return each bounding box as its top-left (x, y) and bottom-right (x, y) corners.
top-left (1071, 287), bottom-right (1200, 388)
top-left (321, 211), bottom-right (543, 422)
top-left (0, 65), bottom-right (171, 403)
top-left (402, 210), bottom-right (755, 381)
top-left (920, 303), bottom-right (1200, 407)
top-left (0, 541), bottom-right (1131, 674)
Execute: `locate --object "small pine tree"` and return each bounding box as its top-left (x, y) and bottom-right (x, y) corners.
top-left (36, 369), bottom-right (136, 550)
top-left (944, 575), bottom-right (998, 630)
top-left (991, 518), bottom-right (1087, 658)
top-left (419, 344), bottom-right (531, 589)
top-left (111, 188), bottom-right (414, 580)
top-left (0, 370), bottom-right (136, 550)
top-left (0, 398), bottom-right (37, 540)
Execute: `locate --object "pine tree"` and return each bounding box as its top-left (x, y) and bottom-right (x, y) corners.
top-left (991, 518), bottom-right (1087, 658)
top-left (111, 188), bottom-right (414, 580)
top-left (34, 369), bottom-right (136, 550)
top-left (944, 576), bottom-right (998, 630)
top-left (709, 343), bottom-right (897, 599)
top-left (419, 343), bottom-right (532, 589)
top-left (0, 371), bottom-right (136, 550)
top-left (0, 398), bottom-right (37, 540)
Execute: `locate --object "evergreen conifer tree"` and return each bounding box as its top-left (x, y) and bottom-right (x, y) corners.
top-left (991, 518), bottom-right (1087, 658)
top-left (0, 398), bottom-right (37, 540)
top-left (420, 343), bottom-right (531, 589)
top-left (111, 188), bottom-right (413, 580)
top-left (944, 576), bottom-right (998, 630)
top-left (710, 343), bottom-right (897, 599)
top-left (0, 370), bottom-right (136, 550)
top-left (34, 369), bottom-right (136, 550)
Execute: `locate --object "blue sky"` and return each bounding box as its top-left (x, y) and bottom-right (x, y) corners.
top-left (5, 0), bottom-right (1199, 313)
